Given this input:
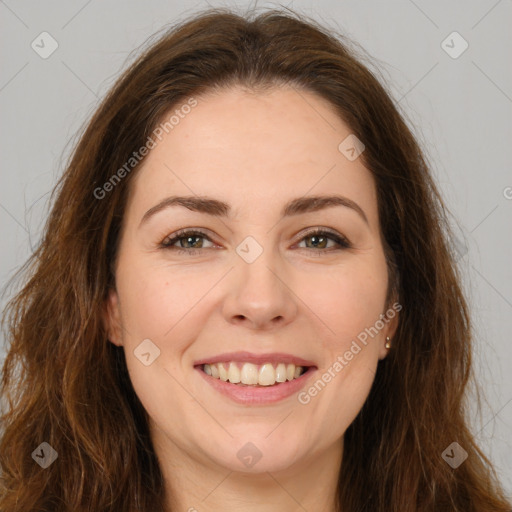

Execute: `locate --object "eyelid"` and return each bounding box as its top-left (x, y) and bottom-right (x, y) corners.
top-left (160, 226), bottom-right (352, 254)
top-left (294, 226), bottom-right (351, 246)
top-left (160, 228), bottom-right (216, 248)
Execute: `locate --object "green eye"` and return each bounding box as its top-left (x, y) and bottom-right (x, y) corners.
top-left (160, 227), bottom-right (351, 256)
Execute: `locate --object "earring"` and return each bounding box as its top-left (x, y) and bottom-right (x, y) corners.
top-left (385, 336), bottom-right (391, 349)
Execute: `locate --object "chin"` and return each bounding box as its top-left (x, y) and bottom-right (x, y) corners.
top-left (203, 435), bottom-right (305, 474)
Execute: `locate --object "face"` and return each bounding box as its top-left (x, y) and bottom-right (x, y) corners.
top-left (104, 84), bottom-right (398, 477)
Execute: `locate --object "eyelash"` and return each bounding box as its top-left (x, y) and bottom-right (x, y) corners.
top-left (159, 227), bottom-right (352, 256)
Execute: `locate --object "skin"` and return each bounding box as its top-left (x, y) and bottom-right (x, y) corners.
top-left (104, 84), bottom-right (399, 512)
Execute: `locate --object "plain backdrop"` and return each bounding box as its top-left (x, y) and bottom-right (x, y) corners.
top-left (1, 0), bottom-right (511, 498)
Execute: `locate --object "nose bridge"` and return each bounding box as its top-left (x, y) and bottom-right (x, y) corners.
top-left (238, 238), bottom-right (279, 290)
top-left (224, 231), bottom-right (296, 328)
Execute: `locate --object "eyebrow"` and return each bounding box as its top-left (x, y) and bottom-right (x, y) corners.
top-left (138, 194), bottom-right (369, 228)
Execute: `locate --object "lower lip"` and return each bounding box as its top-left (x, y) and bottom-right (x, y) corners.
top-left (195, 366), bottom-right (316, 405)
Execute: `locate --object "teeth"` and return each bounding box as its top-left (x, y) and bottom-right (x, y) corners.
top-left (202, 362), bottom-right (305, 386)
top-left (227, 362), bottom-right (240, 383)
top-left (218, 363), bottom-right (228, 382)
top-left (240, 363), bottom-right (259, 385)
top-left (258, 363), bottom-right (275, 386)
top-left (275, 363), bottom-right (287, 382)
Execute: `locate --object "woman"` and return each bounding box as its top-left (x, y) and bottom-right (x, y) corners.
top-left (1, 6), bottom-right (510, 512)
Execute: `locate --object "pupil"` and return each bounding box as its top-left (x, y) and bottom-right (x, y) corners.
top-left (309, 235), bottom-right (325, 248)
top-left (184, 236), bottom-right (200, 248)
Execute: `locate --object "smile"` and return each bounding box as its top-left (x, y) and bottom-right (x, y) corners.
top-left (194, 351), bottom-right (317, 404)
top-left (203, 361), bottom-right (305, 386)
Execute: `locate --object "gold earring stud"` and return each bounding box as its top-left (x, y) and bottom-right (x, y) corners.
top-left (385, 336), bottom-right (391, 349)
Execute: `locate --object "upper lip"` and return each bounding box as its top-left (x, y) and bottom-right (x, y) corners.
top-left (193, 351), bottom-right (317, 367)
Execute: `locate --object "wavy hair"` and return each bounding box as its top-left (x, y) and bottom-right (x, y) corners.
top-left (1, 6), bottom-right (510, 511)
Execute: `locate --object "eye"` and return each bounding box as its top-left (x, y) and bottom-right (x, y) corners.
top-left (160, 229), bottom-right (215, 255)
top-left (159, 227), bottom-right (351, 256)
top-left (295, 228), bottom-right (352, 253)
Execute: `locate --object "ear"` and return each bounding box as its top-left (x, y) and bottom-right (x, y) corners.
top-left (102, 288), bottom-right (124, 347)
top-left (378, 301), bottom-right (401, 360)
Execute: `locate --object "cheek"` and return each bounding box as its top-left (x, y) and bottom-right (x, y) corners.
top-left (301, 260), bottom-right (387, 426)
top-left (297, 270), bottom-right (386, 435)
top-left (116, 261), bottom-right (206, 341)
top-left (299, 258), bottom-right (389, 345)
top-left (115, 264), bottom-right (201, 431)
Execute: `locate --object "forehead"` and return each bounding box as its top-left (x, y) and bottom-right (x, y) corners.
top-left (124, 85), bottom-right (378, 225)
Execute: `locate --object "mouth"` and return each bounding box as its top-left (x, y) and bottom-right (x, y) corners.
top-left (198, 361), bottom-right (313, 387)
top-left (193, 352), bottom-right (317, 403)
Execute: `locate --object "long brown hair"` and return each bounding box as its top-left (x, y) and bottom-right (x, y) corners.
top-left (1, 6), bottom-right (510, 511)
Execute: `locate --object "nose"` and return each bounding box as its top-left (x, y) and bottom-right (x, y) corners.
top-left (221, 246), bottom-right (298, 331)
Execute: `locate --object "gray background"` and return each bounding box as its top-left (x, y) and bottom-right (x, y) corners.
top-left (1, 0), bottom-right (511, 497)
